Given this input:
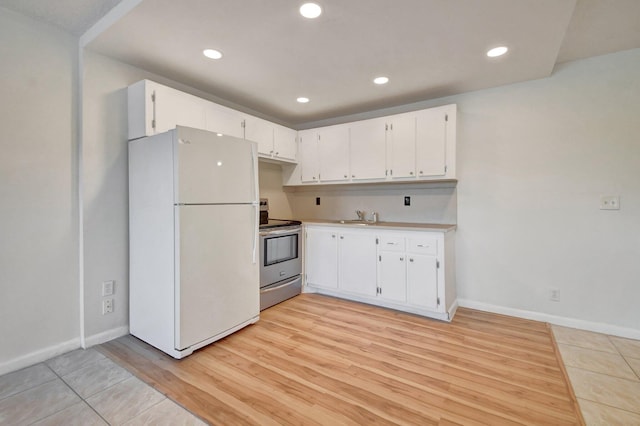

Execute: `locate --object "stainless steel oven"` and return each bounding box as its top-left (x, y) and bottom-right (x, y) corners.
top-left (259, 221), bottom-right (302, 310)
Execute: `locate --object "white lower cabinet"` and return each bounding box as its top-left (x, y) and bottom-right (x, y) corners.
top-left (305, 227), bottom-right (338, 289)
top-left (338, 231), bottom-right (378, 297)
top-left (305, 224), bottom-right (456, 321)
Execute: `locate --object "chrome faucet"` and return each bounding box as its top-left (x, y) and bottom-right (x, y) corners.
top-left (356, 209), bottom-right (366, 221)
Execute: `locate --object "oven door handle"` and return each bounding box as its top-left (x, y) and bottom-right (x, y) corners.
top-left (262, 278), bottom-right (299, 293)
top-left (259, 227), bottom-right (301, 237)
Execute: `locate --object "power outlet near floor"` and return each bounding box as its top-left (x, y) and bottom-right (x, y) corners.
top-left (103, 298), bottom-right (114, 314)
top-left (549, 288), bottom-right (560, 302)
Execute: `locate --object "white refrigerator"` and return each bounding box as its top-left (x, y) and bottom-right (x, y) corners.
top-left (128, 126), bottom-right (260, 359)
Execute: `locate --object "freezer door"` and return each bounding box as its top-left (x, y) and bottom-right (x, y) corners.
top-left (175, 204), bottom-right (259, 350)
top-left (174, 126), bottom-right (258, 204)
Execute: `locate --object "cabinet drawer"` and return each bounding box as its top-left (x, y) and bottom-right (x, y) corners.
top-left (407, 237), bottom-right (437, 255)
top-left (379, 236), bottom-right (405, 252)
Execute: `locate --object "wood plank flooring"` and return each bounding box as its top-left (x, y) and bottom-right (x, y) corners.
top-left (98, 294), bottom-right (584, 425)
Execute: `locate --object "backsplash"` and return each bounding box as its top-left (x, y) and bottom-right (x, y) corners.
top-left (290, 184), bottom-right (457, 224)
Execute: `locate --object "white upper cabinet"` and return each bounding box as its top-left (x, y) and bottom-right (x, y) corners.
top-left (128, 80), bottom-right (207, 140)
top-left (349, 117), bottom-right (387, 180)
top-left (128, 80), bottom-right (298, 163)
top-left (287, 104), bottom-right (456, 186)
top-left (318, 124), bottom-right (350, 182)
top-left (298, 129), bottom-right (319, 183)
top-left (415, 106), bottom-right (450, 178)
top-left (204, 102), bottom-right (244, 139)
top-left (246, 115), bottom-right (297, 163)
top-left (387, 113), bottom-right (417, 179)
top-left (244, 115), bottom-right (274, 155)
top-left (273, 124), bottom-right (298, 162)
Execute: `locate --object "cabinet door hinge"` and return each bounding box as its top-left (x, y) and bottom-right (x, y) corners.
top-left (378, 255), bottom-right (381, 261)
top-left (151, 92), bottom-right (155, 102)
top-left (390, 169), bottom-right (393, 176)
top-left (444, 165), bottom-right (448, 173)
top-left (376, 238), bottom-right (379, 245)
top-left (385, 124), bottom-right (388, 131)
top-left (151, 119), bottom-right (156, 129)
top-left (437, 297), bottom-right (441, 305)
top-left (436, 260), bottom-right (440, 269)
top-left (241, 119), bottom-right (246, 128)
top-left (376, 287), bottom-right (381, 295)
top-left (151, 91), bottom-right (156, 129)
top-left (445, 114), bottom-right (448, 122)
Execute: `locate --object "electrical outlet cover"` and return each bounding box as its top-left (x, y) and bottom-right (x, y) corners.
top-left (600, 196), bottom-right (620, 210)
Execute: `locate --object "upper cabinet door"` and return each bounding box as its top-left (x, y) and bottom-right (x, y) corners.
top-left (154, 84), bottom-right (207, 135)
top-left (244, 115), bottom-right (274, 156)
top-left (415, 107), bottom-right (447, 178)
top-left (388, 113), bottom-right (416, 179)
top-left (318, 124), bottom-right (350, 182)
top-left (273, 124), bottom-right (298, 162)
top-left (349, 117), bottom-right (387, 180)
top-left (298, 130), bottom-right (319, 183)
top-left (204, 103), bottom-right (244, 139)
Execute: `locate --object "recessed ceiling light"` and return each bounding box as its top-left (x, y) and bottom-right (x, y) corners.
top-left (203, 49), bottom-right (223, 59)
top-left (373, 76), bottom-right (389, 85)
top-left (487, 46), bottom-right (508, 58)
top-left (300, 3), bottom-right (322, 19)
top-left (297, 97), bottom-right (310, 103)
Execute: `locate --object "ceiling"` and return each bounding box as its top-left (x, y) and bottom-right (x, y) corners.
top-left (2, 0), bottom-right (639, 126)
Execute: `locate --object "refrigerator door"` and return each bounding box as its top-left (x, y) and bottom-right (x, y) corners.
top-left (174, 126), bottom-right (258, 204)
top-left (175, 204), bottom-right (259, 350)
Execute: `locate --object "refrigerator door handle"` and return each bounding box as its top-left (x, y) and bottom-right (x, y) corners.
top-left (252, 204), bottom-right (258, 264)
top-left (250, 143), bottom-right (258, 203)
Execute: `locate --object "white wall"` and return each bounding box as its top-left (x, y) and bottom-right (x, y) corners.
top-left (0, 9), bottom-right (79, 373)
top-left (454, 49), bottom-right (640, 334)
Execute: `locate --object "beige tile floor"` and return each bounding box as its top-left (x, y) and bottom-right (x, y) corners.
top-left (2, 328), bottom-right (639, 425)
top-left (552, 325), bottom-right (640, 425)
top-left (0, 348), bottom-right (206, 425)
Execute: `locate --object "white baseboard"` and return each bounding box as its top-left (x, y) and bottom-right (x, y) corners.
top-left (458, 299), bottom-right (640, 340)
top-left (0, 338), bottom-right (81, 376)
top-left (84, 326), bottom-right (130, 348)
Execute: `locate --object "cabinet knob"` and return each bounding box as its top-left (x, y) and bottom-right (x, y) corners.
top-left (275, 152), bottom-right (279, 155)
top-left (344, 175), bottom-right (347, 178)
top-left (400, 257), bottom-right (404, 261)
top-left (313, 176), bottom-right (317, 180)
top-left (332, 234), bottom-right (336, 238)
top-left (410, 171), bottom-right (414, 176)
top-left (409, 258), bottom-right (414, 262)
top-left (352, 174), bottom-right (355, 178)
top-left (419, 171), bottom-right (423, 175)
top-left (340, 236), bottom-right (344, 239)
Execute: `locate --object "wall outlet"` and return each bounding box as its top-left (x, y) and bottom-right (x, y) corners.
top-left (600, 195), bottom-right (620, 210)
top-left (549, 288), bottom-right (560, 302)
top-left (103, 298), bottom-right (114, 314)
top-left (404, 196), bottom-right (411, 206)
top-left (316, 197), bottom-right (320, 205)
top-left (102, 280), bottom-right (114, 296)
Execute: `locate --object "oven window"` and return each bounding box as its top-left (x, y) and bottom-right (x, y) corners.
top-left (264, 234), bottom-right (298, 266)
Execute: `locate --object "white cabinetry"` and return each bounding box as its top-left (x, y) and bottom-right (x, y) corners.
top-left (128, 80), bottom-right (298, 163)
top-left (203, 102), bottom-right (244, 138)
top-left (318, 124), bottom-right (350, 182)
top-left (288, 104), bottom-right (456, 187)
top-left (273, 124), bottom-right (298, 162)
top-left (246, 116), bottom-right (298, 163)
top-left (349, 117), bottom-right (387, 180)
top-left (128, 80), bottom-right (207, 140)
top-left (298, 129), bottom-right (319, 183)
top-left (305, 227), bottom-right (338, 289)
top-left (338, 231), bottom-right (378, 297)
top-left (304, 224), bottom-right (456, 321)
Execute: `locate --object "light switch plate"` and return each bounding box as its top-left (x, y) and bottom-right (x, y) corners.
top-left (600, 196), bottom-right (620, 210)
top-left (102, 280), bottom-right (114, 296)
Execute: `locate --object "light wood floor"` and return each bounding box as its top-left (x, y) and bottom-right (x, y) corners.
top-left (99, 294), bottom-right (584, 425)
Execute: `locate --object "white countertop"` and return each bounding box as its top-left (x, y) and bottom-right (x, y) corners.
top-left (301, 219), bottom-right (456, 232)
